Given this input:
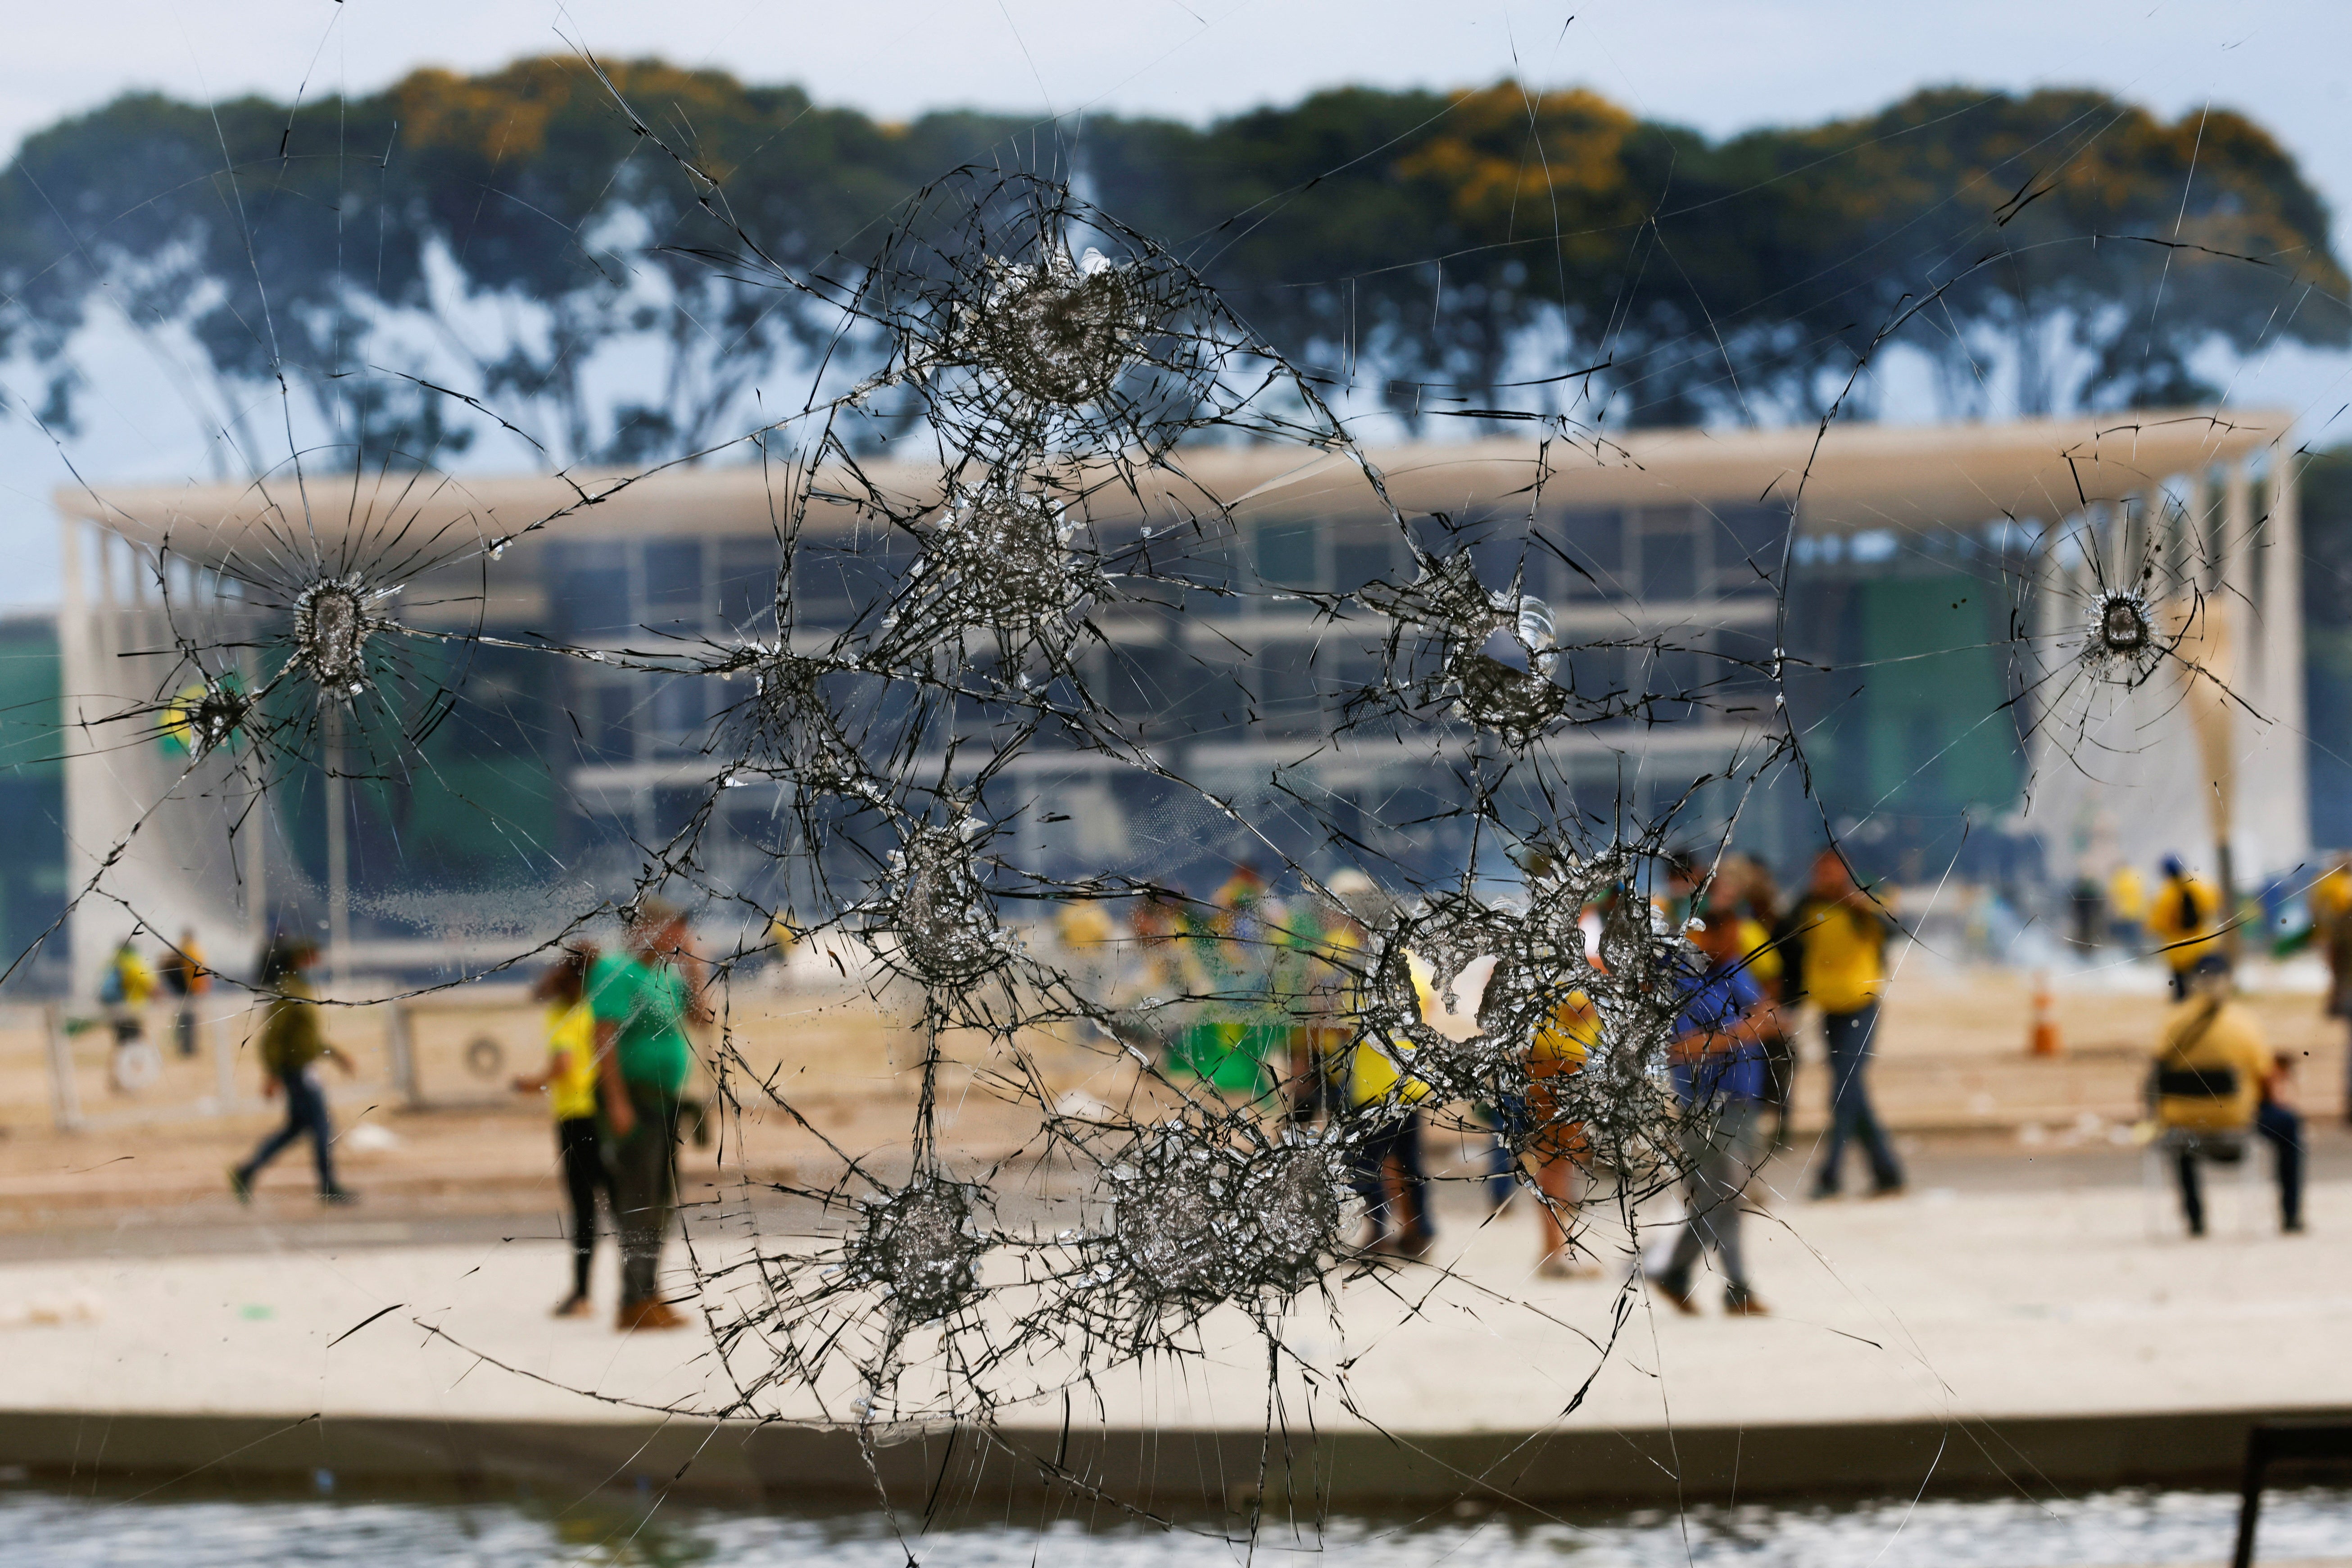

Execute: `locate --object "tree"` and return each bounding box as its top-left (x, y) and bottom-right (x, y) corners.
top-left (0, 59), bottom-right (1033, 471)
top-left (1722, 88), bottom-right (2351, 418)
top-left (3, 66), bottom-right (2343, 468)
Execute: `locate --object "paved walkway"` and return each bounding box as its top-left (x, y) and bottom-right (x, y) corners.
top-left (0, 1159), bottom-right (2339, 1442)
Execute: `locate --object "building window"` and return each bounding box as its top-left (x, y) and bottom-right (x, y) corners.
top-left (555, 542), bottom-right (632, 641)
top-left (643, 539), bottom-right (705, 630)
top-left (1633, 507), bottom-right (1703, 601)
top-left (1546, 509), bottom-right (1626, 599)
top-left (1254, 518), bottom-right (1319, 589)
top-left (1331, 525), bottom-right (1394, 592)
top-left (717, 538), bottom-right (779, 634)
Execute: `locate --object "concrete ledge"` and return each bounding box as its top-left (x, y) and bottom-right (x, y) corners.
top-left (4, 1406), bottom-right (2346, 1510)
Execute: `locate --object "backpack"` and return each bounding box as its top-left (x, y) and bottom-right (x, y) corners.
top-left (98, 959), bottom-right (125, 1006)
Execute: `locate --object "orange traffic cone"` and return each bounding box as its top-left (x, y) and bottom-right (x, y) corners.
top-left (2028, 971), bottom-right (2062, 1057)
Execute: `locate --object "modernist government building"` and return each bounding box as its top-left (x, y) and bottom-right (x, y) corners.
top-left (55, 411), bottom-right (2305, 985)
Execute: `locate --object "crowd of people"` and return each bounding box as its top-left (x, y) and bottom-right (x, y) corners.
top-left (94, 926), bottom-right (212, 1092)
top-left (153, 837), bottom-right (2330, 1332)
top-left (1093, 845), bottom-right (1921, 1317)
top-left (219, 899), bottom-right (714, 1333)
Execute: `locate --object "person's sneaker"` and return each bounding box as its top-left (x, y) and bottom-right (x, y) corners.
top-left (551, 1294), bottom-right (594, 1319)
top-left (1537, 1250), bottom-right (1603, 1280)
top-left (1866, 1183), bottom-right (1907, 1201)
top-left (1646, 1274), bottom-right (1701, 1316)
top-left (1808, 1184), bottom-right (1840, 1202)
top-left (1724, 1287), bottom-right (1770, 1317)
top-left (615, 1297), bottom-right (650, 1332)
top-left (227, 1167), bottom-right (251, 1205)
top-left (2284, 1219), bottom-right (2307, 1235)
top-left (318, 1188), bottom-right (359, 1206)
top-left (640, 1300), bottom-right (690, 1330)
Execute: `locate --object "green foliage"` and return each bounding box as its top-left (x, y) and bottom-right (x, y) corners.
top-left (0, 63), bottom-right (2342, 451)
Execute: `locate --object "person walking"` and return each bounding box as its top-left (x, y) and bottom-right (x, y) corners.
top-left (229, 938), bottom-right (357, 1204)
top-left (587, 900), bottom-right (708, 1332)
top-left (1793, 850), bottom-right (1905, 1199)
top-left (2152, 953), bottom-right (2303, 1237)
top-left (1647, 901), bottom-right (1777, 1316)
top-left (2148, 855), bottom-right (2222, 1002)
top-left (513, 946), bottom-right (608, 1317)
top-left (159, 927), bottom-right (210, 1058)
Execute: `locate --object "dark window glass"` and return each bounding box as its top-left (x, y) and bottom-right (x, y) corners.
top-left (1563, 645), bottom-right (1625, 708)
top-left (1712, 503), bottom-right (1793, 595)
top-left (1256, 639), bottom-right (1320, 737)
top-left (1332, 533), bottom-right (1394, 592)
top-left (1255, 519), bottom-right (1318, 588)
top-left (589, 682), bottom-right (634, 763)
top-left (651, 784), bottom-right (705, 840)
top-left (1549, 509), bottom-right (1625, 598)
top-left (1636, 508), bottom-right (1701, 601)
top-left (644, 539), bottom-right (703, 607)
top-left (794, 533), bottom-right (905, 625)
top-left (1638, 644), bottom-right (1705, 722)
top-left (559, 566), bottom-right (633, 641)
top-left (652, 675), bottom-right (708, 745)
top-left (717, 539), bottom-right (779, 632)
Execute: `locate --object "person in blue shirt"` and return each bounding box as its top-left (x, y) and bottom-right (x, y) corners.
top-left (1647, 901), bottom-right (1778, 1317)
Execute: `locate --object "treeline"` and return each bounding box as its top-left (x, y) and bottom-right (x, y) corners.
top-left (0, 57), bottom-right (2343, 465)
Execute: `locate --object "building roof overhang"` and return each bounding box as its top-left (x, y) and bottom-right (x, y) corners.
top-left (56, 407), bottom-right (2291, 564)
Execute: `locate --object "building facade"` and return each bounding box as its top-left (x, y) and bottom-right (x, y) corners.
top-left (52, 411), bottom-right (2302, 989)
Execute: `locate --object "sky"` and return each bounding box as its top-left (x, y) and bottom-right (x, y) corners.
top-left (1, 0), bottom-right (2349, 606)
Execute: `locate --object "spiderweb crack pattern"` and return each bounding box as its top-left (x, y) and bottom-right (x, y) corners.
top-left (29, 77), bottom-right (2306, 1561)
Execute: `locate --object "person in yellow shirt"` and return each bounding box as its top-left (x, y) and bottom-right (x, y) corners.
top-left (102, 934), bottom-right (160, 1093)
top-left (2309, 857), bottom-right (2352, 1126)
top-left (2146, 855), bottom-right (2222, 1000)
top-left (2153, 954), bottom-right (2304, 1237)
top-left (1339, 959), bottom-right (1439, 1260)
top-left (1790, 849), bottom-right (1904, 1199)
top-left (2107, 862), bottom-right (2149, 954)
top-left (513, 946), bottom-right (610, 1317)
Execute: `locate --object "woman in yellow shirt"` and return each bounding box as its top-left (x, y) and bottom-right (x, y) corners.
top-left (513, 946), bottom-right (608, 1317)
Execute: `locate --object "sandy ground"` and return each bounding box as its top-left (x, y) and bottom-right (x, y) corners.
top-left (0, 961), bottom-right (2343, 1233)
top-left (0, 1144), bottom-right (2339, 1443)
top-left (0, 960), bottom-right (2341, 1495)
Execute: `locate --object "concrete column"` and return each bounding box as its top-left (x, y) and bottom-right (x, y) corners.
top-left (2256, 446), bottom-right (2311, 870)
top-left (2222, 460), bottom-right (2257, 701)
top-left (2034, 515), bottom-right (2078, 728)
top-left (2176, 474), bottom-right (2210, 608)
top-left (57, 519), bottom-right (103, 1002)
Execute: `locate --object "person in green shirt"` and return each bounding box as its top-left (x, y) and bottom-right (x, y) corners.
top-left (229, 937), bottom-right (358, 1204)
top-left (586, 899), bottom-right (708, 1331)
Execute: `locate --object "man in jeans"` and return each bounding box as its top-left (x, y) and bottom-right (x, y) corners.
top-left (1648, 900), bottom-right (1778, 1316)
top-left (230, 937), bottom-right (358, 1204)
top-left (587, 899), bottom-right (709, 1331)
top-left (1792, 850), bottom-right (1905, 1199)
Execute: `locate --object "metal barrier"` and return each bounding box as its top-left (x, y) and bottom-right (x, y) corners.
top-left (11, 990), bottom-right (544, 1130)
top-left (2234, 1418), bottom-right (2352, 1567)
